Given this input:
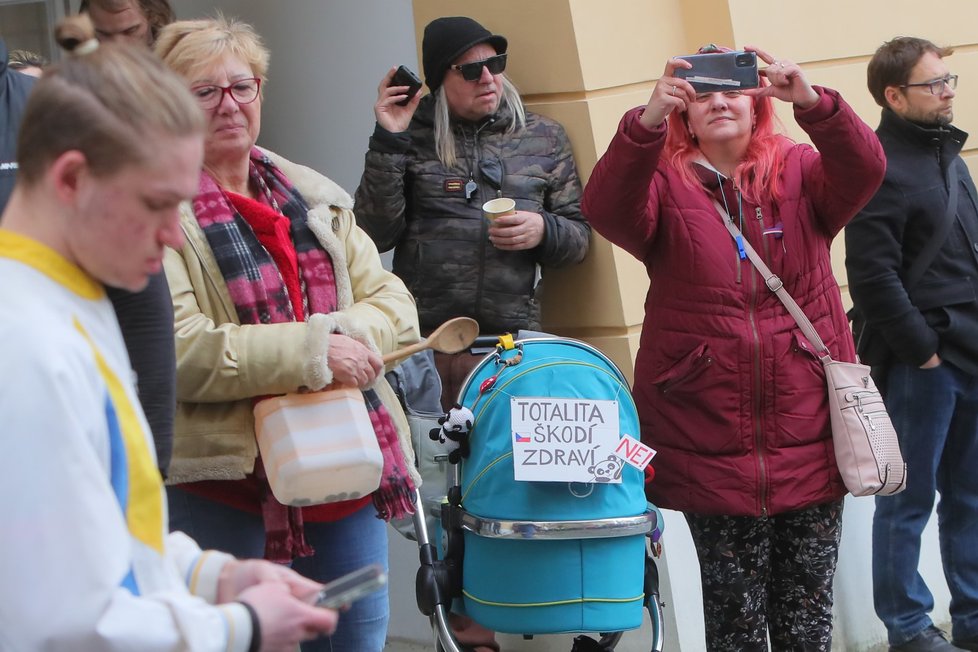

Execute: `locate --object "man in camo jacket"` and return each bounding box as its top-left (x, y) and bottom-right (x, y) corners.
top-left (354, 16), bottom-right (590, 415)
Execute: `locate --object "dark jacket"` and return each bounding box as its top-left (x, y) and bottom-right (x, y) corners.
top-left (845, 109), bottom-right (978, 376)
top-left (0, 39), bottom-right (35, 211)
top-left (354, 94), bottom-right (589, 333)
top-left (582, 88), bottom-right (885, 517)
top-left (106, 277), bottom-right (176, 476)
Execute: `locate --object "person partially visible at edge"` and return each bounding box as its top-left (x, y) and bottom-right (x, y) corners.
top-left (7, 48), bottom-right (46, 78)
top-left (582, 45), bottom-right (885, 650)
top-left (80, 0), bottom-right (173, 46)
top-left (154, 16), bottom-right (421, 652)
top-left (0, 15), bottom-right (337, 651)
top-left (74, 0), bottom-right (177, 477)
top-left (354, 16), bottom-right (590, 413)
top-left (846, 37), bottom-right (978, 652)
top-left (0, 38), bottom-right (36, 209)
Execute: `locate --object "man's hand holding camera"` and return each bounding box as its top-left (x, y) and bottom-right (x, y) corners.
top-left (374, 66), bottom-right (423, 133)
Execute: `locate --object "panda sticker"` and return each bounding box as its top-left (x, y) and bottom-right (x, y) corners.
top-left (588, 454), bottom-right (625, 483)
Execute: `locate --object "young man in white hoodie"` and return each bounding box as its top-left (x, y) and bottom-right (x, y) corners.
top-left (0, 16), bottom-right (337, 651)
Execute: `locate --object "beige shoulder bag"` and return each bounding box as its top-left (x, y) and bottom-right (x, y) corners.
top-left (713, 200), bottom-right (906, 496)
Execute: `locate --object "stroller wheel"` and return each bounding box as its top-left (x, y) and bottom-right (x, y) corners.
top-left (571, 633), bottom-right (621, 651)
top-left (435, 641), bottom-right (476, 652)
top-left (598, 632), bottom-right (623, 649)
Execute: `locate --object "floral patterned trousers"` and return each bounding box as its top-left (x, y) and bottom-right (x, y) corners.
top-left (684, 500), bottom-right (844, 651)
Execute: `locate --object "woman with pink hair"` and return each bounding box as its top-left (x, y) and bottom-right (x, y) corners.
top-left (582, 46), bottom-right (885, 650)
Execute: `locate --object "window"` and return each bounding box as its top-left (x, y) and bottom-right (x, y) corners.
top-left (0, 0), bottom-right (71, 67)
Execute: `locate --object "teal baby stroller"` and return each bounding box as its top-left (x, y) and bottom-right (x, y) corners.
top-left (410, 335), bottom-right (666, 651)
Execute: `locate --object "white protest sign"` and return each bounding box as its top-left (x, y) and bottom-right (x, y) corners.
top-left (511, 397), bottom-right (621, 483)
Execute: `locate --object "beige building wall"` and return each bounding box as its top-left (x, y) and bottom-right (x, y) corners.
top-left (406, 9), bottom-right (972, 647)
top-left (413, 0), bottom-right (978, 384)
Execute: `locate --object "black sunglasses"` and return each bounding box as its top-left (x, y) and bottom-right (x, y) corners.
top-left (452, 53), bottom-right (508, 81)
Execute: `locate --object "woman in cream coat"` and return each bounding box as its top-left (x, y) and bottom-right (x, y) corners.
top-left (157, 16), bottom-right (420, 652)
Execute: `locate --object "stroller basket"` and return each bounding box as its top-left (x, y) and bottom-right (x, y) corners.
top-left (414, 337), bottom-right (665, 650)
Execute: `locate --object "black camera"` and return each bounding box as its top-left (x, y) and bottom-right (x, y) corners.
top-left (674, 51), bottom-right (759, 94)
top-left (389, 65), bottom-right (422, 106)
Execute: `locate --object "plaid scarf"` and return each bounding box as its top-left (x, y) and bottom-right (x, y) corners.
top-left (194, 148), bottom-right (415, 560)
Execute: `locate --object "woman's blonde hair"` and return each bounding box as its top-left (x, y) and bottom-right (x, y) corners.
top-left (154, 15), bottom-right (269, 82)
top-left (16, 13), bottom-right (204, 184)
top-left (433, 75), bottom-right (526, 169)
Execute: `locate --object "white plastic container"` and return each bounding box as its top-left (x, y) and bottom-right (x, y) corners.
top-left (253, 388), bottom-right (383, 506)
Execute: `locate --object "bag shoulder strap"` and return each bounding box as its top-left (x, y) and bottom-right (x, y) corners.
top-left (904, 159), bottom-right (959, 291)
top-left (712, 199), bottom-right (831, 360)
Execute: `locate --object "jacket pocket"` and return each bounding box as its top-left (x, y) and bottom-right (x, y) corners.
top-left (652, 343), bottom-right (713, 394)
top-left (771, 329), bottom-right (829, 448)
top-left (646, 341), bottom-right (746, 454)
top-left (910, 277), bottom-right (976, 311)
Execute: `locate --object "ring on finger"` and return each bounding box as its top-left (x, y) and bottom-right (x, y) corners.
top-left (671, 85), bottom-right (677, 95)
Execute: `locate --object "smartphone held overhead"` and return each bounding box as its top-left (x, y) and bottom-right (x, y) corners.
top-left (389, 65), bottom-right (422, 106)
top-left (674, 51), bottom-right (758, 93)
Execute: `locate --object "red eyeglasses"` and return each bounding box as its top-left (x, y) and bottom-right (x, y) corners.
top-left (190, 78), bottom-right (262, 109)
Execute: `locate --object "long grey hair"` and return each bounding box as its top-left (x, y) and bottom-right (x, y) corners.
top-left (433, 75), bottom-right (527, 169)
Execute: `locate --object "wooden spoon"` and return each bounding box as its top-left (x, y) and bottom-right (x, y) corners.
top-left (382, 317), bottom-right (480, 365)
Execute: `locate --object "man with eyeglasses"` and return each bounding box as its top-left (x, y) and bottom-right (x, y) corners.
top-left (846, 36), bottom-right (978, 652)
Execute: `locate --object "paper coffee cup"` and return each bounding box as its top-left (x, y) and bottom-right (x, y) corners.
top-left (482, 198), bottom-right (516, 221)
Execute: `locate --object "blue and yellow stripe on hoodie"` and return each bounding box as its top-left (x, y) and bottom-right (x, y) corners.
top-left (75, 319), bottom-right (165, 595)
top-left (2, 229), bottom-right (165, 595)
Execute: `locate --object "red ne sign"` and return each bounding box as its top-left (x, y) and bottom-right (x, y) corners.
top-left (614, 435), bottom-right (656, 471)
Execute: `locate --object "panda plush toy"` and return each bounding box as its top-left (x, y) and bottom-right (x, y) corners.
top-left (429, 404), bottom-right (474, 464)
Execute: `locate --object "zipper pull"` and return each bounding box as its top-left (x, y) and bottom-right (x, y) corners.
top-left (755, 207), bottom-right (763, 221)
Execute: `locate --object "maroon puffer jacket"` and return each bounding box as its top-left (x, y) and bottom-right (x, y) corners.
top-left (583, 88), bottom-right (885, 517)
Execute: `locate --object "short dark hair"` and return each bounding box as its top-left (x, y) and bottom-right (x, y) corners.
top-left (78, 0), bottom-right (175, 42)
top-left (867, 36), bottom-right (953, 108)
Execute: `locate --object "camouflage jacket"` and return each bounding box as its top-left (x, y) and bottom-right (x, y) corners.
top-left (354, 95), bottom-right (589, 334)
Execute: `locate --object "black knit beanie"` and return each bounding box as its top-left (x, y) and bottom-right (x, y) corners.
top-left (422, 16), bottom-right (508, 92)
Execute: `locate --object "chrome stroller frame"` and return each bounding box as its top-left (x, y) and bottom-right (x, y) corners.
top-left (410, 335), bottom-right (667, 650)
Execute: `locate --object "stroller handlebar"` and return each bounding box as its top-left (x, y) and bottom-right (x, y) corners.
top-left (457, 509), bottom-right (658, 541)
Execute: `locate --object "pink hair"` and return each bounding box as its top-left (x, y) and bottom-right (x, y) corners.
top-left (664, 76), bottom-right (789, 203)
